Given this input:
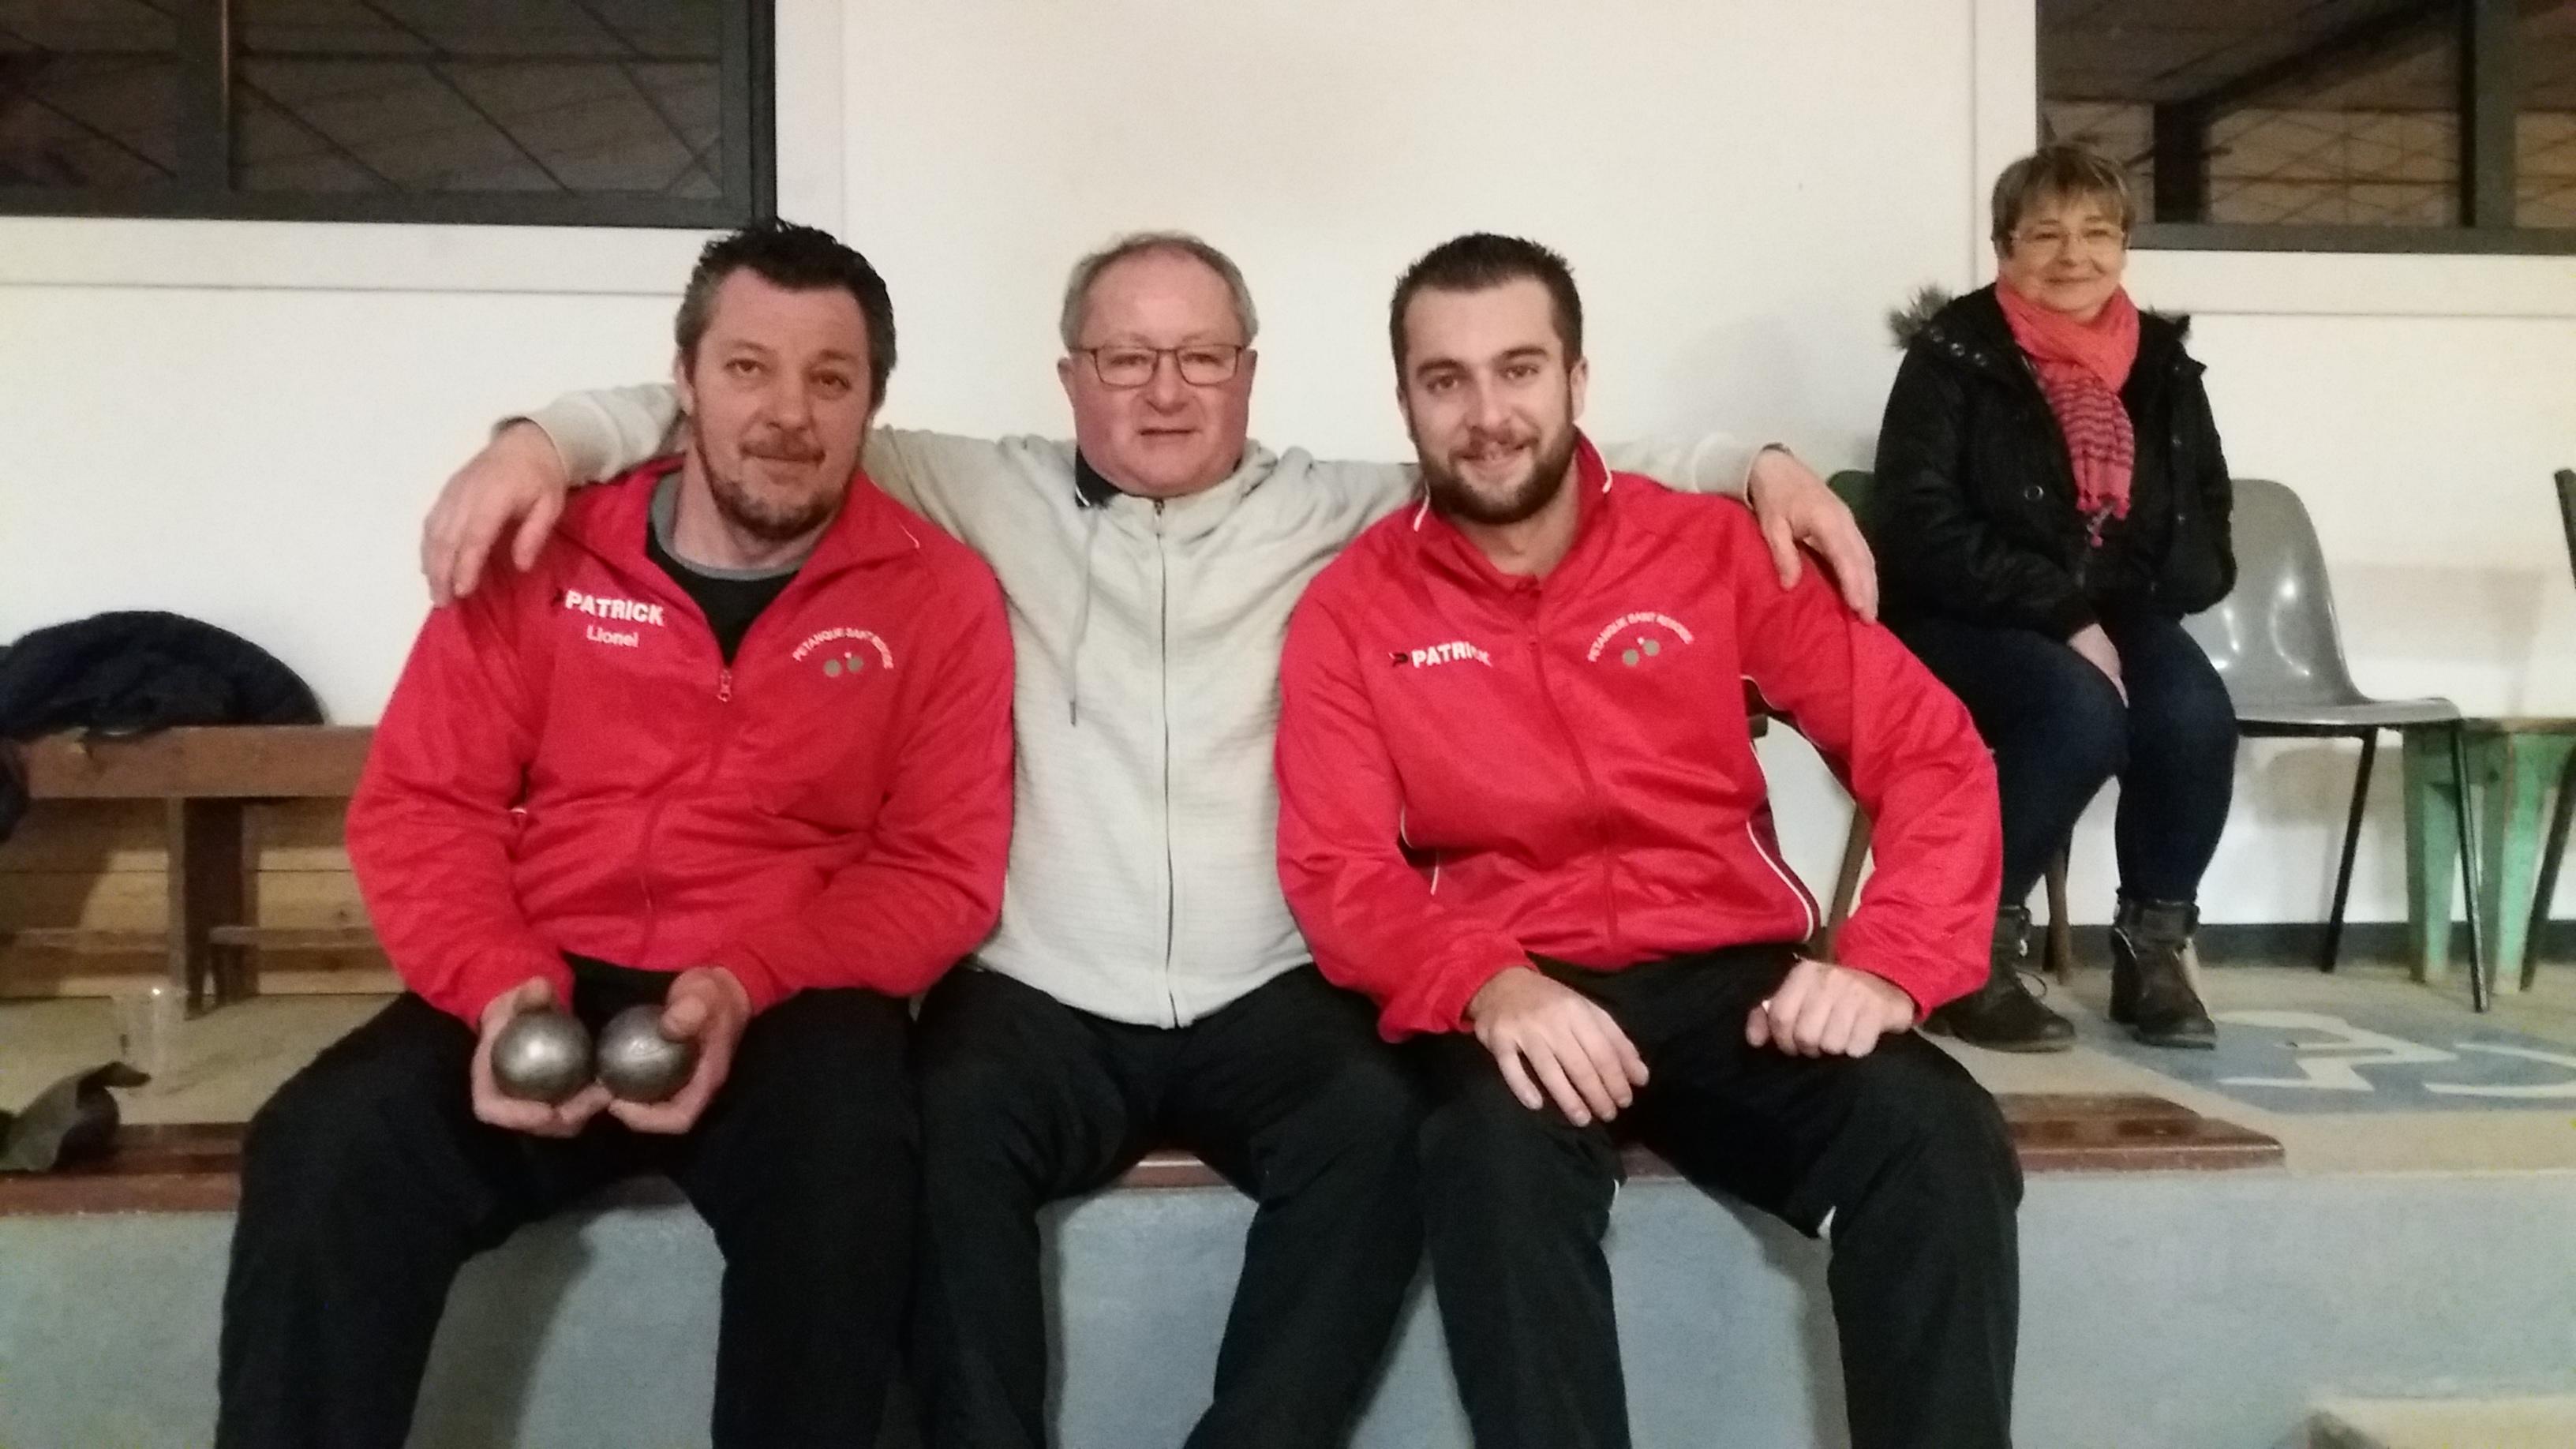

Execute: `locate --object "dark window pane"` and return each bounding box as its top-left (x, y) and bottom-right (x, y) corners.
top-left (2518, 0), bottom-right (2576, 227)
top-left (0, 0), bottom-right (178, 188)
top-left (2042, 0), bottom-right (2463, 228)
top-left (232, 0), bottom-right (725, 197)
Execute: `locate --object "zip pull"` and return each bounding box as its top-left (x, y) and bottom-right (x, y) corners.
top-left (717, 667), bottom-right (732, 702)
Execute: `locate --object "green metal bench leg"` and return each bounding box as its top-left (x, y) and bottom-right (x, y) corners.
top-left (2531, 752), bottom-right (2576, 990)
top-left (2405, 724), bottom-right (2462, 981)
top-left (2451, 722), bottom-right (2488, 1011)
top-left (2477, 734), bottom-right (2576, 994)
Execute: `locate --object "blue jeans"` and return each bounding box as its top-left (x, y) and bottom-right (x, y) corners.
top-left (1896, 612), bottom-right (2237, 907)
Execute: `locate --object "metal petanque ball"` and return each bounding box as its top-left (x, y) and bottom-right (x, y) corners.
top-left (490, 1009), bottom-right (593, 1105)
top-left (597, 1005), bottom-right (698, 1104)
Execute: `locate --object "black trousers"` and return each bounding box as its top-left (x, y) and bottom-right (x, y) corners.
top-left (1898, 612), bottom-right (2237, 908)
top-left (216, 963), bottom-right (918, 1449)
top-left (911, 964), bottom-right (1425, 1449)
top-left (1416, 946), bottom-right (2022, 1449)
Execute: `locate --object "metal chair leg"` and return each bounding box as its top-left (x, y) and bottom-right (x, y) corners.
top-left (2322, 730), bottom-right (2377, 972)
top-left (2525, 751), bottom-right (2575, 992)
top-left (1827, 807), bottom-right (1871, 932)
top-left (2449, 721), bottom-right (2488, 1011)
top-left (2042, 848), bottom-right (2075, 983)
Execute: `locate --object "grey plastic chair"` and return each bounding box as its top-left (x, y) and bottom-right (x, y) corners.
top-left (2181, 478), bottom-right (2487, 1006)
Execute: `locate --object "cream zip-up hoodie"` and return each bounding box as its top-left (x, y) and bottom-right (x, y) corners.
top-left (532, 387), bottom-right (1763, 1026)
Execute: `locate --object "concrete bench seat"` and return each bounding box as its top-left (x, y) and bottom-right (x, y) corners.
top-left (13, 1098), bottom-right (2576, 1449)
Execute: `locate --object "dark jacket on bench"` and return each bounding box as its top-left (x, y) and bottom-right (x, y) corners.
top-left (0, 610), bottom-right (322, 841)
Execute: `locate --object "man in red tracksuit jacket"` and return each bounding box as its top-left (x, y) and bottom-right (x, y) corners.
top-left (217, 223), bottom-right (1014, 1449)
top-left (1277, 234), bottom-right (2020, 1449)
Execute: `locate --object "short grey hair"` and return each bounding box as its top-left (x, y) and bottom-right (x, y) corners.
top-left (1990, 143), bottom-right (2136, 249)
top-left (1058, 231), bottom-right (1259, 351)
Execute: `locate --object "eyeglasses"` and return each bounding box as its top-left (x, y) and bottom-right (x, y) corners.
top-left (2011, 225), bottom-right (2127, 256)
top-left (1074, 343), bottom-right (1247, 388)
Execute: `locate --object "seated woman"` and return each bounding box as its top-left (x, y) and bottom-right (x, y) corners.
top-left (1870, 143), bottom-right (2236, 1052)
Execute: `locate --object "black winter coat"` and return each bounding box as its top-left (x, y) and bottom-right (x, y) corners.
top-left (1868, 284), bottom-right (2234, 638)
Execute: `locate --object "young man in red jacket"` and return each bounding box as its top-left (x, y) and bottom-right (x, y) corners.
top-left (216, 222), bottom-right (1014, 1449)
top-left (1276, 234), bottom-right (2021, 1449)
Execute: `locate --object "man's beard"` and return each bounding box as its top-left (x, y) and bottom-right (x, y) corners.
top-left (1417, 419), bottom-right (1579, 528)
top-left (693, 427), bottom-right (844, 543)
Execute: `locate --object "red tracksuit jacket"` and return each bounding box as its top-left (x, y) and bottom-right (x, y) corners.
top-left (1277, 436), bottom-right (2000, 1040)
top-left (349, 462), bottom-right (1014, 1024)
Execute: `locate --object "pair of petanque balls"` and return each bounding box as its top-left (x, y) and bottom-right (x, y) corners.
top-left (491, 1005), bottom-right (696, 1106)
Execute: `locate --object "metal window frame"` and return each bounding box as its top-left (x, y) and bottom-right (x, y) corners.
top-left (2061, 0), bottom-right (2576, 256)
top-left (0, 0), bottom-right (775, 230)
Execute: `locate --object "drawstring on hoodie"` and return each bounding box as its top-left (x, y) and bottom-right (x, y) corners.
top-left (1067, 506), bottom-right (1102, 724)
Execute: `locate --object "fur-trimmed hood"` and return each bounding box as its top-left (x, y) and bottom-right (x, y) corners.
top-left (1888, 284), bottom-right (1956, 349)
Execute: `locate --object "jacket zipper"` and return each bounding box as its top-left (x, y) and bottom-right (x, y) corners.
top-left (1527, 604), bottom-right (1622, 957)
top-left (1153, 500), bottom-right (1181, 1025)
top-left (635, 597), bottom-right (759, 963)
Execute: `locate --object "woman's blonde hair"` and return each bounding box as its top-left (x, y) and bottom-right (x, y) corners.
top-left (1990, 144), bottom-right (2136, 249)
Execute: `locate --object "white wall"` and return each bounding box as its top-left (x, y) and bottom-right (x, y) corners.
top-left (2, 0), bottom-right (2570, 926)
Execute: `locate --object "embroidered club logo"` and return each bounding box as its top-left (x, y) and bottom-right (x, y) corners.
top-left (1586, 612), bottom-right (1694, 668)
top-left (793, 627), bottom-right (894, 678)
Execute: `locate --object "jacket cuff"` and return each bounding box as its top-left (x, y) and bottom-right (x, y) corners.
top-left (1832, 912), bottom-right (1983, 1019)
top-left (1853, 960), bottom-right (1938, 1022)
top-left (710, 948), bottom-right (786, 1016)
top-left (2043, 594), bottom-right (2098, 639)
top-left (1397, 949), bottom-right (1526, 1041)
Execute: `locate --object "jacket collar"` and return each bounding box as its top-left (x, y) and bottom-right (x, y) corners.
top-left (1926, 284), bottom-right (2185, 384)
top-left (1069, 442), bottom-right (1280, 544)
top-left (559, 457), bottom-right (922, 593)
top-left (1409, 432), bottom-right (1617, 593)
top-left (1071, 450), bottom-right (1122, 509)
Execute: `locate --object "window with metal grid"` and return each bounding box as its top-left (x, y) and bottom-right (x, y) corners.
top-left (2040, 0), bottom-right (2576, 254)
top-left (0, 0), bottom-right (772, 228)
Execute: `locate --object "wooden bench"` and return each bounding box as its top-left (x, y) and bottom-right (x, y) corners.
top-left (0, 1095), bottom-right (2280, 1217)
top-left (8, 726), bottom-right (376, 1009)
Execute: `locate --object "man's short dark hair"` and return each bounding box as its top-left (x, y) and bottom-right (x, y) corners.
top-left (1388, 233), bottom-right (1583, 373)
top-left (675, 219), bottom-right (897, 405)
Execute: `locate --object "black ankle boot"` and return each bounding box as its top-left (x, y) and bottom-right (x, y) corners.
top-left (2109, 895), bottom-right (2217, 1049)
top-left (1926, 904), bottom-right (2075, 1053)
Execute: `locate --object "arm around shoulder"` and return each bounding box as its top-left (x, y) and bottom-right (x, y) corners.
top-left (857, 427), bottom-right (1030, 545)
top-left (1598, 432), bottom-right (1762, 498)
top-left (525, 383), bottom-right (685, 482)
top-left (423, 383), bottom-right (677, 605)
